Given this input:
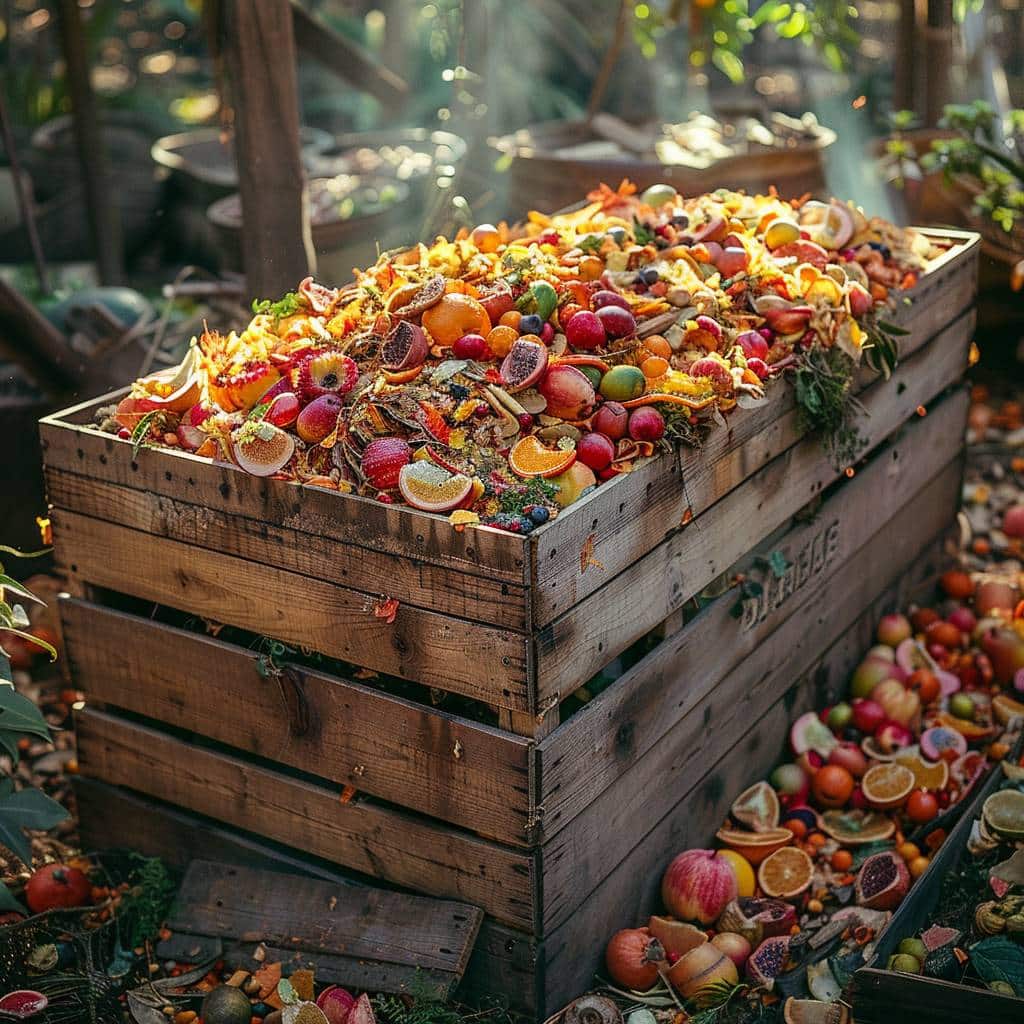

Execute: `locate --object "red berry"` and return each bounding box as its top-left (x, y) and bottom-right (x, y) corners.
top-left (517, 413), bottom-right (534, 431)
top-left (117, 427), bottom-right (131, 439)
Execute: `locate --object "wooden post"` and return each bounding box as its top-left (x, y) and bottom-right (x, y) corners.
top-left (54, 0), bottom-right (124, 285)
top-left (220, 0), bottom-right (313, 299)
top-left (925, 0), bottom-right (955, 127)
top-left (893, 0), bottom-right (918, 113)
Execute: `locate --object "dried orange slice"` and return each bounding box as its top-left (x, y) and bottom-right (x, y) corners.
top-left (861, 762), bottom-right (915, 810)
top-left (893, 750), bottom-right (949, 791)
top-left (757, 846), bottom-right (814, 899)
top-left (508, 436), bottom-right (577, 479)
top-left (715, 826), bottom-right (793, 865)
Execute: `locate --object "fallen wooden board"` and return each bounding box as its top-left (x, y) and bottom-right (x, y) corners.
top-left (167, 860), bottom-right (481, 998)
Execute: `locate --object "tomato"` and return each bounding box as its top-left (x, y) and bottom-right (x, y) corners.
top-left (25, 864), bottom-right (92, 914)
top-left (605, 927), bottom-right (664, 991)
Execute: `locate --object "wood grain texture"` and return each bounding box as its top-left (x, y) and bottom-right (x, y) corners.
top-left (38, 412), bottom-right (527, 584)
top-left (61, 600), bottom-right (533, 845)
top-left (46, 475), bottom-right (528, 631)
top-left (71, 778), bottom-right (540, 1015)
top-left (53, 513), bottom-right (531, 712)
top-left (851, 968), bottom-right (1022, 1024)
top-left (169, 860), bottom-right (481, 976)
top-left (538, 452), bottom-right (963, 933)
top-left (74, 709), bottom-right (537, 930)
top-left (529, 235), bottom-right (979, 623)
top-left (539, 533), bottom-right (953, 1010)
top-left (535, 388), bottom-right (969, 842)
top-left (219, 0), bottom-right (313, 296)
top-left (534, 311), bottom-right (974, 704)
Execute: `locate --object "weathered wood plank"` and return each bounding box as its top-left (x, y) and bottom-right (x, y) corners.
top-left (538, 451), bottom-right (963, 933)
top-left (39, 409), bottom-right (528, 585)
top-left (53, 514), bottom-right (530, 712)
top-left (529, 234), bottom-right (979, 624)
top-left (534, 311), bottom-right (973, 704)
top-left (168, 860), bottom-right (481, 977)
top-left (61, 600), bottom-right (533, 846)
top-left (71, 778), bottom-right (540, 1015)
top-left (74, 709), bottom-right (537, 930)
top-left (46, 474), bottom-right (527, 630)
top-left (851, 968), bottom-right (1021, 1024)
top-left (535, 388), bottom-right (969, 841)
top-left (539, 532), bottom-right (953, 1010)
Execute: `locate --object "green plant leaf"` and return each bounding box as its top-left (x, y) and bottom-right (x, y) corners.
top-left (712, 47), bottom-right (744, 84)
top-left (0, 628), bottom-right (56, 662)
top-left (0, 787), bottom-right (70, 866)
top-left (131, 411), bottom-right (161, 460)
top-left (0, 653), bottom-right (10, 686)
top-left (970, 936), bottom-right (1024, 995)
top-left (0, 882), bottom-right (25, 915)
top-left (0, 686), bottom-right (53, 741)
top-left (0, 575), bottom-right (44, 605)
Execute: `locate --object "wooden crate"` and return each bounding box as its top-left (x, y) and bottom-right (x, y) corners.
top-left (41, 231), bottom-right (978, 742)
top-left (43, 233), bottom-right (979, 1018)
top-left (851, 758), bottom-right (1024, 1024)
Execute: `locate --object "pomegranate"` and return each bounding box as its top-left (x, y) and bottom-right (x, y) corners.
top-left (381, 320), bottom-right (428, 371)
top-left (746, 936), bottom-right (791, 989)
top-left (501, 339), bottom-right (549, 391)
top-left (855, 850), bottom-right (910, 910)
top-left (689, 357), bottom-right (732, 386)
top-left (716, 898), bottom-right (796, 947)
top-left (25, 863), bottom-right (91, 913)
top-left (361, 438), bottom-right (412, 490)
top-left (605, 928), bottom-right (664, 991)
top-left (628, 406), bottom-right (665, 442)
top-left (661, 849), bottom-right (738, 925)
top-left (576, 432), bottom-right (615, 471)
top-left (592, 401), bottom-right (629, 440)
top-left (317, 986), bottom-right (357, 1024)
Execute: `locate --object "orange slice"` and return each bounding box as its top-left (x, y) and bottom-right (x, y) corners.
top-left (508, 436), bottom-right (577, 479)
top-left (715, 826), bottom-right (794, 865)
top-left (757, 846), bottom-right (814, 899)
top-left (820, 809), bottom-right (895, 845)
top-left (861, 762), bottom-right (915, 810)
top-left (893, 751), bottom-right (949, 791)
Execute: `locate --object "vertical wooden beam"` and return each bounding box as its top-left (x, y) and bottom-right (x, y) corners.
top-left (54, 0), bottom-right (123, 285)
top-left (220, 0), bottom-right (314, 299)
top-left (925, 0), bottom-right (955, 127)
top-left (893, 0), bottom-right (918, 112)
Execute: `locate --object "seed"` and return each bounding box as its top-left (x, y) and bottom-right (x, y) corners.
top-left (807, 898), bottom-right (824, 914)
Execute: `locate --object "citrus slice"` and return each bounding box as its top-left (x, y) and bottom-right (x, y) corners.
top-left (508, 436), bottom-right (577, 479)
top-left (859, 736), bottom-right (899, 762)
top-left (758, 846), bottom-right (814, 899)
top-left (820, 809), bottom-right (896, 845)
top-left (717, 849), bottom-right (756, 898)
top-left (861, 763), bottom-right (915, 810)
top-left (893, 751), bottom-right (949, 791)
top-left (715, 826), bottom-right (793, 866)
top-left (731, 781), bottom-right (781, 833)
top-left (982, 790), bottom-right (1024, 840)
top-left (397, 462), bottom-right (474, 513)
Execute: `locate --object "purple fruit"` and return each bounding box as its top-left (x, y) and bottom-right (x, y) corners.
top-left (596, 305), bottom-right (637, 339)
top-left (591, 289), bottom-right (630, 311)
top-left (565, 310), bottom-right (607, 351)
top-left (736, 330), bottom-right (769, 361)
top-left (746, 936), bottom-right (791, 989)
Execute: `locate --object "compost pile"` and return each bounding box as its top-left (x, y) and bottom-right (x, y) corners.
top-left (599, 571), bottom-right (1024, 1023)
top-left (98, 181), bottom-right (936, 529)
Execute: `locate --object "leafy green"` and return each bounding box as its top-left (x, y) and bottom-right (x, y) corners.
top-left (577, 234), bottom-right (604, 254)
top-left (251, 291), bottom-right (304, 320)
top-left (0, 785), bottom-right (69, 866)
top-left (792, 346), bottom-right (866, 469)
top-left (0, 882), bottom-right (25, 915)
top-left (131, 410), bottom-right (162, 460)
top-left (633, 219), bottom-right (655, 245)
top-left (970, 936), bottom-right (1024, 995)
top-left (116, 853), bottom-right (178, 947)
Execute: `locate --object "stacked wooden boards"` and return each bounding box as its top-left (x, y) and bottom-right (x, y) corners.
top-left (42, 230), bottom-right (979, 1017)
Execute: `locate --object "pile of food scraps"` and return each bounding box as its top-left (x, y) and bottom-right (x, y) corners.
top-left (99, 181), bottom-right (938, 531)
top-left (599, 570), bottom-right (1024, 1022)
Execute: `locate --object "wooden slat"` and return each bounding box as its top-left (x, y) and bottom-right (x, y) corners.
top-left (74, 709), bottom-right (536, 930)
top-left (535, 387), bottom-right (969, 841)
top-left (62, 600), bottom-right (533, 845)
top-left (539, 530), bottom-right (953, 1010)
top-left (528, 233), bottom-right (979, 624)
top-left (538, 449), bottom-right (964, 933)
top-left (53, 515), bottom-right (531, 712)
top-left (851, 968), bottom-right (1021, 1024)
top-left (46, 476), bottom-right (527, 631)
top-left (71, 778), bottom-right (540, 1015)
top-left (534, 310), bottom-right (974, 705)
top-left (168, 860), bottom-right (481, 978)
top-left (38, 411), bottom-right (527, 586)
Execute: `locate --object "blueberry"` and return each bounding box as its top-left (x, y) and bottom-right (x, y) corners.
top-left (639, 266), bottom-right (660, 285)
top-left (519, 313), bottom-right (544, 336)
top-left (607, 226), bottom-right (627, 246)
top-left (529, 506), bottom-right (550, 525)
top-left (518, 517), bottom-right (534, 533)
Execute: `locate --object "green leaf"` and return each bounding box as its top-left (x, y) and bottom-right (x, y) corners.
top-left (131, 410), bottom-right (161, 460)
top-left (971, 936), bottom-right (1024, 995)
top-left (778, 10), bottom-right (808, 37)
top-left (577, 234), bottom-right (604, 254)
top-left (0, 545), bottom-right (49, 561)
top-left (0, 628), bottom-right (56, 662)
top-left (0, 575), bottom-right (44, 605)
top-left (752, 1), bottom-right (791, 26)
top-left (0, 686), bottom-right (53, 741)
top-left (633, 219), bottom-right (655, 245)
top-left (0, 882), bottom-right (25, 915)
top-left (0, 787), bottom-right (70, 865)
top-left (712, 47), bottom-right (745, 84)
top-left (0, 653), bottom-right (10, 686)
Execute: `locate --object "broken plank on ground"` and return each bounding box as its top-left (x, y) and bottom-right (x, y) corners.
top-left (166, 860), bottom-right (483, 998)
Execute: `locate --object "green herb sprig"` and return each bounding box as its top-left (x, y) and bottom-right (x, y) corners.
top-left (251, 291), bottom-right (304, 320)
top-left (792, 346), bottom-right (867, 469)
